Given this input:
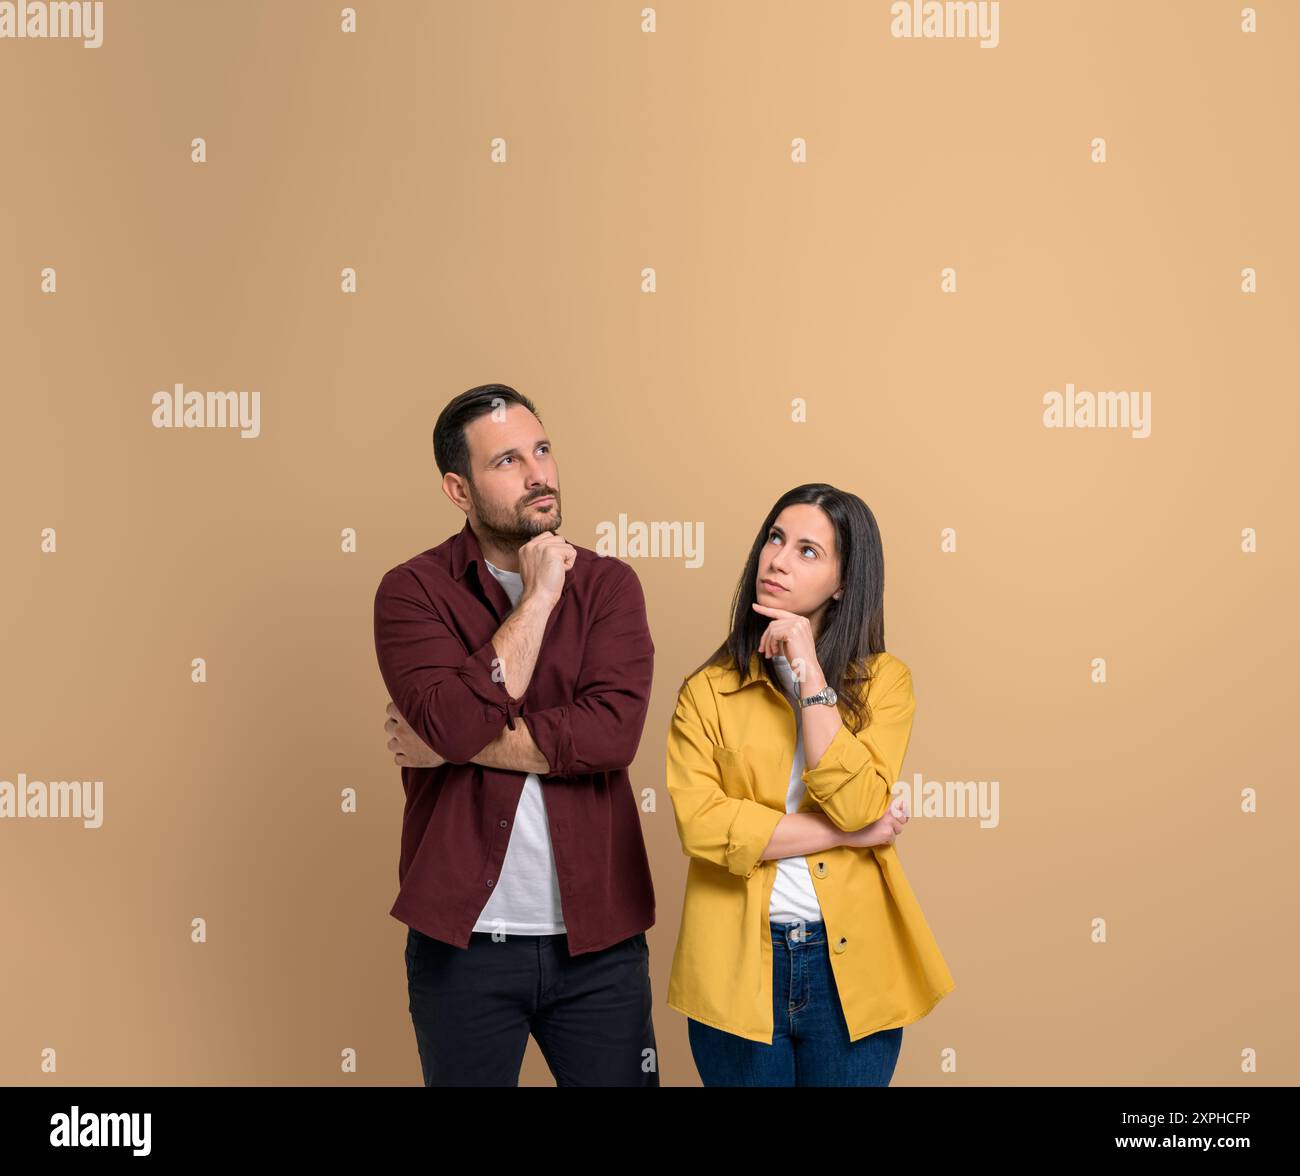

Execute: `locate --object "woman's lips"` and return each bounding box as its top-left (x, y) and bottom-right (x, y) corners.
top-left (761, 579), bottom-right (786, 592)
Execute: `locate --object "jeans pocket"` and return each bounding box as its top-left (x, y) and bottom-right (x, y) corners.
top-left (405, 927), bottom-right (427, 982)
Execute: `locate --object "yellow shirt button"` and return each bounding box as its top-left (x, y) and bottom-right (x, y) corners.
top-left (833, 935), bottom-right (848, 954)
top-left (814, 861), bottom-right (828, 878)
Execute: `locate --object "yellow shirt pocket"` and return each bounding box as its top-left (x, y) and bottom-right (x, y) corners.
top-left (711, 745), bottom-right (755, 800)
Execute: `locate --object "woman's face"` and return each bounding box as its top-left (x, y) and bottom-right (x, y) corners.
top-left (755, 504), bottom-right (842, 637)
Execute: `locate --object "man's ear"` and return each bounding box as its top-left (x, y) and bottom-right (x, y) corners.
top-left (441, 472), bottom-right (471, 513)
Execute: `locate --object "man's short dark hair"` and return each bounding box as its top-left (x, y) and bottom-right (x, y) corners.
top-left (432, 384), bottom-right (540, 480)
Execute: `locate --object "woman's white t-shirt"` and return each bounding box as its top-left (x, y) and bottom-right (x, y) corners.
top-left (767, 655), bottom-right (825, 926)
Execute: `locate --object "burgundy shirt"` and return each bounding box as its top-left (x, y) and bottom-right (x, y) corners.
top-left (373, 518), bottom-right (657, 954)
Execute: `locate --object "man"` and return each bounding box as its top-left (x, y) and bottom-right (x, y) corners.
top-left (372, 383), bottom-right (659, 1087)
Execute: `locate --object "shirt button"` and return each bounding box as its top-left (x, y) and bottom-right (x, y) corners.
top-left (833, 935), bottom-right (848, 954)
top-left (486, 879), bottom-right (495, 888)
top-left (814, 861), bottom-right (828, 878)
top-left (499, 819), bottom-right (508, 827)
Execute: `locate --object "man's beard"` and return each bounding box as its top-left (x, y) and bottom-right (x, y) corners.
top-left (469, 483), bottom-right (562, 548)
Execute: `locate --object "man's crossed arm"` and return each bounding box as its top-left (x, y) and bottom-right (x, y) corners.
top-left (385, 699), bottom-right (547, 773)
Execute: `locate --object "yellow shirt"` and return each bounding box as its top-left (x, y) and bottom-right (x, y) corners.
top-left (664, 650), bottom-right (955, 1044)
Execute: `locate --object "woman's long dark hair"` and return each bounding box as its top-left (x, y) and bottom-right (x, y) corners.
top-left (687, 483), bottom-right (887, 735)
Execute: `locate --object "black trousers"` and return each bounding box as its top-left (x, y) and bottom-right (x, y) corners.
top-left (405, 926), bottom-right (660, 1086)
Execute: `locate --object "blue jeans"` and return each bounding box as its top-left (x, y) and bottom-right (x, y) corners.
top-left (687, 920), bottom-right (903, 1086)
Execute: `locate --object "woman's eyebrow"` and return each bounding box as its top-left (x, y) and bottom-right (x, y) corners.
top-left (771, 525), bottom-right (825, 552)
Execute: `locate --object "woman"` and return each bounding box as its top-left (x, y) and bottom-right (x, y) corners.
top-left (664, 483), bottom-right (955, 1086)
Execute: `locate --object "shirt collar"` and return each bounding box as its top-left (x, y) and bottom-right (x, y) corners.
top-left (449, 516), bottom-right (482, 581)
top-left (715, 650), bottom-right (784, 697)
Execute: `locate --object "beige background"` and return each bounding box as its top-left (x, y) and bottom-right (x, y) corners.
top-left (2, 0), bottom-right (1297, 1085)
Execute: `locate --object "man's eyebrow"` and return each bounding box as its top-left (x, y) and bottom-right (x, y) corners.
top-left (770, 524), bottom-right (826, 553)
top-left (486, 437), bottom-right (551, 464)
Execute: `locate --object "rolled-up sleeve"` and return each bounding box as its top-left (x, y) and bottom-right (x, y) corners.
top-left (665, 679), bottom-right (785, 880)
top-left (521, 561), bottom-right (654, 777)
top-left (373, 566), bottom-right (521, 763)
top-left (802, 660), bottom-right (915, 831)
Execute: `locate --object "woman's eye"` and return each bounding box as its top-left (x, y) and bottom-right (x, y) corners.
top-left (769, 532), bottom-right (815, 558)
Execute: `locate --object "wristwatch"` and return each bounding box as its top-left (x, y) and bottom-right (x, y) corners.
top-left (797, 685), bottom-right (838, 709)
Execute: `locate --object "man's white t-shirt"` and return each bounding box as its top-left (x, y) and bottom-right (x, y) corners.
top-left (767, 654), bottom-right (825, 926)
top-left (470, 559), bottom-right (566, 935)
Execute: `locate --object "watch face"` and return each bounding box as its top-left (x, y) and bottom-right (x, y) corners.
top-left (824, 686), bottom-right (838, 705)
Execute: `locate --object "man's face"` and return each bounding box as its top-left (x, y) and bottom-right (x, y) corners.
top-left (461, 403), bottom-right (562, 542)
